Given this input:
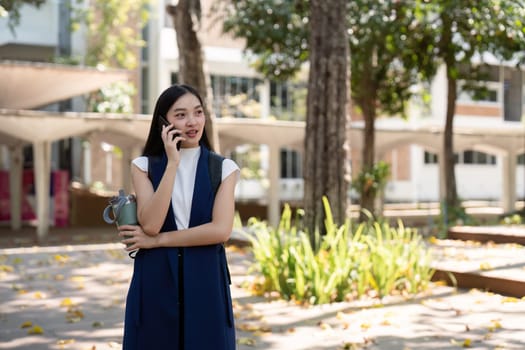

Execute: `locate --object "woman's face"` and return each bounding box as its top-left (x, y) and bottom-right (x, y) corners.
top-left (165, 93), bottom-right (205, 149)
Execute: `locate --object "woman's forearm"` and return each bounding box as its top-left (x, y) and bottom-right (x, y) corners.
top-left (156, 221), bottom-right (233, 247)
top-left (135, 163), bottom-right (177, 235)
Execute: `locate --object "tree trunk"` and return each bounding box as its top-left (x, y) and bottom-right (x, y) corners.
top-left (359, 94), bottom-right (376, 221)
top-left (167, 0), bottom-right (220, 151)
top-left (439, 12), bottom-right (460, 224)
top-left (443, 65), bottom-right (459, 223)
top-left (303, 0), bottom-right (350, 239)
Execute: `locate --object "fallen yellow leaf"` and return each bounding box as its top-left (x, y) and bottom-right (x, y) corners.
top-left (342, 342), bottom-right (363, 350)
top-left (20, 321), bottom-right (32, 328)
top-left (54, 254), bottom-right (70, 263)
top-left (57, 339), bottom-right (75, 345)
top-left (0, 265), bottom-right (14, 272)
top-left (60, 298), bottom-right (74, 307)
top-left (237, 323), bottom-right (262, 332)
top-left (488, 319), bottom-right (502, 331)
top-left (463, 338), bottom-right (472, 347)
top-left (479, 262), bottom-right (492, 271)
top-left (360, 322), bottom-right (371, 330)
top-left (319, 321), bottom-right (332, 330)
top-left (27, 325), bottom-right (44, 335)
top-left (428, 236), bottom-right (438, 244)
top-left (70, 276), bottom-right (85, 282)
top-left (501, 297), bottom-right (518, 303)
top-left (237, 337), bottom-right (256, 346)
top-left (433, 280), bottom-right (448, 286)
top-left (244, 311), bottom-right (263, 320)
top-left (380, 319), bottom-right (392, 326)
top-left (65, 308), bottom-right (84, 323)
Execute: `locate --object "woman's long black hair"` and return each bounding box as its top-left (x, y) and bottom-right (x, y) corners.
top-left (142, 84), bottom-right (213, 156)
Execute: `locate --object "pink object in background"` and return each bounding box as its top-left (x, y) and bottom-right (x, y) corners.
top-left (21, 169), bottom-right (36, 221)
top-left (53, 170), bottom-right (69, 227)
top-left (0, 171), bottom-right (9, 221)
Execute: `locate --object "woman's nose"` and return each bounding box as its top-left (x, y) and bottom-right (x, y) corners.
top-left (186, 113), bottom-right (198, 124)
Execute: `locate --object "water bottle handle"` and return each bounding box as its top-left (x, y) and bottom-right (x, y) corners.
top-left (102, 197), bottom-right (128, 224)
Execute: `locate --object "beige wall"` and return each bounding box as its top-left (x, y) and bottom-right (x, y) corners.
top-left (455, 104), bottom-right (501, 117)
top-left (200, 0), bottom-right (246, 48)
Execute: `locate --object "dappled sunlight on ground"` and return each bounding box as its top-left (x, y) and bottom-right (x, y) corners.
top-left (1, 241), bottom-right (525, 349)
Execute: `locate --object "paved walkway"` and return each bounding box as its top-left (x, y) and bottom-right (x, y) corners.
top-left (1, 226), bottom-right (525, 349)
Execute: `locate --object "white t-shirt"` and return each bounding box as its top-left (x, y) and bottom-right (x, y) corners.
top-left (132, 147), bottom-right (239, 230)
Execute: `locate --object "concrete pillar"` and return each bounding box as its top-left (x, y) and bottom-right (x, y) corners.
top-left (268, 143), bottom-right (280, 228)
top-left (122, 146), bottom-right (142, 194)
top-left (8, 145), bottom-right (23, 230)
top-left (259, 80), bottom-right (271, 180)
top-left (0, 145), bottom-right (8, 168)
top-left (502, 151), bottom-right (517, 213)
top-left (71, 138), bottom-right (82, 181)
top-left (82, 140), bottom-right (92, 185)
top-left (437, 150), bottom-right (446, 203)
top-left (260, 79), bottom-right (271, 119)
top-left (33, 141), bottom-right (51, 241)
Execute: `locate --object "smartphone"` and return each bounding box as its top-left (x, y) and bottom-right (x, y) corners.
top-left (158, 116), bottom-right (181, 150)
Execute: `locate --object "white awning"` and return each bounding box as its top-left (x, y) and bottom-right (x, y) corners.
top-left (0, 108), bottom-right (151, 145)
top-left (0, 60), bottom-right (130, 109)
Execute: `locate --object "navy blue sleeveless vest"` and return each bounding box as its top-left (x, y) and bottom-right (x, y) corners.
top-left (122, 146), bottom-right (236, 350)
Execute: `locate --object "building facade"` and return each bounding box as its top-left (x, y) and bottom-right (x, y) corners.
top-left (143, 0), bottom-right (525, 206)
top-left (1, 0), bottom-right (525, 234)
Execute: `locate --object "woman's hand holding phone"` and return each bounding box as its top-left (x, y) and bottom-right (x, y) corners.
top-left (159, 116), bottom-right (183, 151)
top-left (159, 116), bottom-right (185, 166)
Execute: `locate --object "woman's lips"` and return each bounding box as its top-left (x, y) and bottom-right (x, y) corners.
top-left (185, 130), bottom-right (198, 138)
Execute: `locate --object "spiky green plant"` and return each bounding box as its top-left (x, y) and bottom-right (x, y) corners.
top-left (243, 196), bottom-right (434, 304)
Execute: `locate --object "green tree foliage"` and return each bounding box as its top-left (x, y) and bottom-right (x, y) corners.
top-left (346, 2), bottom-right (435, 221)
top-left (414, 0), bottom-right (525, 223)
top-left (217, 0), bottom-right (434, 221)
top-left (1, 0), bottom-right (45, 32)
top-left (219, 0), bottom-right (309, 80)
top-left (74, 0), bottom-right (149, 70)
top-left (71, 0), bottom-right (150, 113)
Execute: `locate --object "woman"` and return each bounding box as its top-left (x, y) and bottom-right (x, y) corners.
top-left (117, 84), bottom-right (239, 349)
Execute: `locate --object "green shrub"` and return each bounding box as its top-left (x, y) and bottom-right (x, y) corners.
top-left (501, 213), bottom-right (522, 225)
top-left (243, 197), bottom-right (434, 304)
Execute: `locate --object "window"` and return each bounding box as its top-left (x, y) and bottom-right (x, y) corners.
top-left (280, 149), bottom-right (302, 178)
top-left (270, 80), bottom-right (307, 121)
top-left (459, 64), bottom-right (500, 82)
top-left (457, 64), bottom-right (501, 104)
top-left (462, 151), bottom-right (496, 165)
top-left (425, 150), bottom-right (496, 165)
top-left (458, 150), bottom-right (496, 165)
top-left (424, 151), bottom-right (438, 164)
top-left (458, 83), bottom-right (500, 103)
top-left (210, 75), bottom-right (263, 118)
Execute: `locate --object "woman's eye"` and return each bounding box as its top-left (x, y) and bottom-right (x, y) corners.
top-left (175, 113), bottom-right (185, 119)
